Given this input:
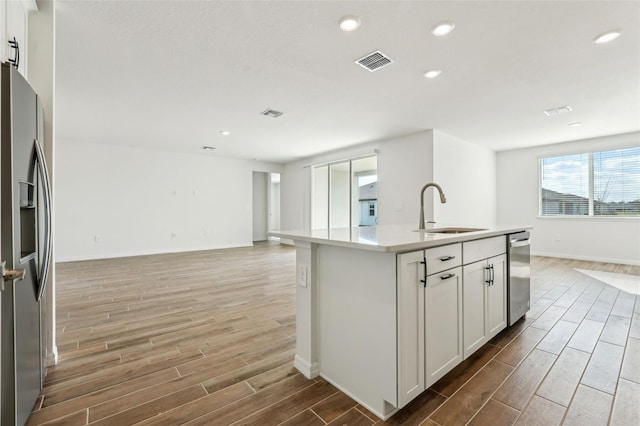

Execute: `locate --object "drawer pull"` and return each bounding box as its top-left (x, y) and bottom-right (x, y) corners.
top-left (440, 273), bottom-right (455, 280)
top-left (440, 255), bottom-right (456, 261)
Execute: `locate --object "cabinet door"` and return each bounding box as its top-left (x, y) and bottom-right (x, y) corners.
top-left (487, 254), bottom-right (507, 339)
top-left (425, 267), bottom-right (463, 386)
top-left (5, 0), bottom-right (28, 76)
top-left (463, 259), bottom-right (489, 358)
top-left (397, 251), bottom-right (425, 407)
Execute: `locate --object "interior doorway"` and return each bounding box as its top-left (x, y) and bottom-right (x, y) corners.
top-left (252, 172), bottom-right (280, 242)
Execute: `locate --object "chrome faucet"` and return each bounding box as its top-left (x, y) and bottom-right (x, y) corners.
top-left (418, 182), bottom-right (447, 230)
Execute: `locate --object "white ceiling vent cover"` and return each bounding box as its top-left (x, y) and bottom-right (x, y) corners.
top-left (355, 50), bottom-right (394, 72)
top-left (261, 109), bottom-right (284, 118)
top-left (544, 105), bottom-right (573, 117)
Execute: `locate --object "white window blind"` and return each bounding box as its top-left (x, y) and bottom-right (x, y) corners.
top-left (593, 147), bottom-right (640, 216)
top-left (540, 153), bottom-right (589, 215)
top-left (540, 147), bottom-right (640, 217)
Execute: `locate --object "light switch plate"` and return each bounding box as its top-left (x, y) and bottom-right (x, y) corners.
top-left (298, 265), bottom-right (308, 287)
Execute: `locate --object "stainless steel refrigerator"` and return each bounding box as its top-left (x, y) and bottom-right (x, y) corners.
top-left (1, 63), bottom-right (53, 425)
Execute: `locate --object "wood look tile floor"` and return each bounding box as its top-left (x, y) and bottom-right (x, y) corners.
top-left (29, 244), bottom-right (640, 425)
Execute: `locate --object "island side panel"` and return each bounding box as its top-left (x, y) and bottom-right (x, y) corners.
top-left (316, 244), bottom-right (397, 418)
top-left (293, 241), bottom-right (320, 378)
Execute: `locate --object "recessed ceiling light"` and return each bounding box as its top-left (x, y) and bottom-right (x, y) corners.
top-left (594, 30), bottom-right (622, 44)
top-left (424, 69), bottom-right (442, 79)
top-left (339, 15), bottom-right (361, 32)
top-left (431, 21), bottom-right (455, 37)
top-left (220, 131), bottom-right (231, 136)
top-left (568, 122), bottom-right (582, 127)
top-left (201, 146), bottom-right (216, 150)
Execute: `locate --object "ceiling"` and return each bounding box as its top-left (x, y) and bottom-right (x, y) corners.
top-left (54, 1), bottom-right (640, 163)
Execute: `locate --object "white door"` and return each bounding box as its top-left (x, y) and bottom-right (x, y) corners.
top-left (252, 172), bottom-right (268, 241)
top-left (267, 173), bottom-right (281, 233)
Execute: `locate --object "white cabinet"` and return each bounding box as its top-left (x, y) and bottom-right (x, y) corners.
top-left (1, 0), bottom-right (36, 77)
top-left (462, 237), bottom-right (507, 358)
top-left (397, 244), bottom-right (462, 407)
top-left (399, 236), bottom-right (507, 408)
top-left (425, 266), bottom-right (463, 386)
top-left (487, 255), bottom-right (507, 337)
top-left (397, 250), bottom-right (425, 407)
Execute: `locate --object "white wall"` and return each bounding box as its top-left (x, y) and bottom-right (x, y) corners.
top-left (280, 131), bottom-right (434, 231)
top-left (56, 141), bottom-right (282, 261)
top-left (433, 130), bottom-right (497, 228)
top-left (377, 132), bottom-right (434, 226)
top-left (497, 132), bottom-right (640, 265)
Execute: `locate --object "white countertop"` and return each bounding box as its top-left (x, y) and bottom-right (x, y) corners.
top-left (269, 224), bottom-right (532, 253)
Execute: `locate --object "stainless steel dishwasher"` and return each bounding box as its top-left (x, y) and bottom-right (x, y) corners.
top-left (508, 231), bottom-right (531, 326)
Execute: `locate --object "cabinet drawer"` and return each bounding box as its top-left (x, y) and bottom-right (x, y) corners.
top-left (463, 236), bottom-right (506, 265)
top-left (425, 244), bottom-right (462, 275)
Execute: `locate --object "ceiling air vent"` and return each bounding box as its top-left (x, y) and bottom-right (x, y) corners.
top-left (355, 50), bottom-right (394, 72)
top-left (261, 109), bottom-right (284, 118)
top-left (543, 105), bottom-right (573, 117)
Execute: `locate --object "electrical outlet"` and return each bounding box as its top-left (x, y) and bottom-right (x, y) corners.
top-left (171, 232), bottom-right (177, 239)
top-left (298, 265), bottom-right (308, 287)
top-left (555, 234), bottom-right (560, 242)
top-left (94, 235), bottom-right (102, 243)
top-left (204, 230), bottom-right (210, 237)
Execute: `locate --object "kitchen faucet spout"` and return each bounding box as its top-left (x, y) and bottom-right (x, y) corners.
top-left (419, 182), bottom-right (447, 230)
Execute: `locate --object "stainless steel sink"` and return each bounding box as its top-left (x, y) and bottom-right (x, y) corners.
top-left (425, 227), bottom-right (488, 234)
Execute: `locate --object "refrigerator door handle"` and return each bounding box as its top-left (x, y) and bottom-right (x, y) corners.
top-left (34, 137), bottom-right (53, 301)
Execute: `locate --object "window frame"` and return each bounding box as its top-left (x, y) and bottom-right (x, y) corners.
top-left (310, 154), bottom-right (378, 229)
top-left (538, 146), bottom-right (640, 219)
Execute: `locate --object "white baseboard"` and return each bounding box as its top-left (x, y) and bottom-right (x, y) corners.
top-left (531, 251), bottom-right (640, 266)
top-left (293, 355), bottom-right (319, 379)
top-left (45, 345), bottom-right (58, 367)
top-left (319, 372), bottom-right (397, 421)
top-left (56, 243), bottom-right (253, 263)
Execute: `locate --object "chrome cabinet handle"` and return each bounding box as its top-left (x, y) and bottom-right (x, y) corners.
top-left (440, 255), bottom-right (455, 261)
top-left (485, 266), bottom-right (492, 285)
top-left (34, 138), bottom-right (53, 301)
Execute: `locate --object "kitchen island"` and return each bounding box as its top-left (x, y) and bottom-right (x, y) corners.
top-left (269, 224), bottom-right (531, 420)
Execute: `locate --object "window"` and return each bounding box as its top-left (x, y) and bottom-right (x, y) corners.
top-left (540, 147), bottom-right (640, 216)
top-left (311, 155), bottom-right (377, 229)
